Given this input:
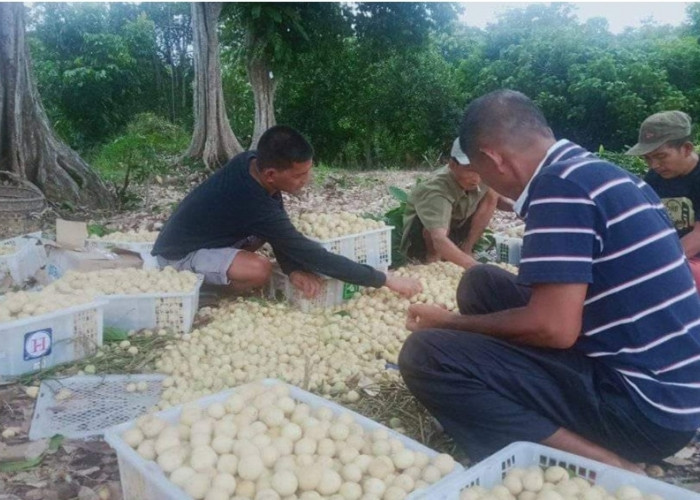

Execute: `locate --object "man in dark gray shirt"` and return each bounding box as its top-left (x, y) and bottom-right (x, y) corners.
top-left (153, 126), bottom-right (421, 298)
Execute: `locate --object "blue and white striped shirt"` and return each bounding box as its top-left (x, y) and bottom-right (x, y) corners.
top-left (516, 140), bottom-right (700, 430)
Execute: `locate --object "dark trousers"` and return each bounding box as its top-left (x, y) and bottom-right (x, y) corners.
top-left (398, 264), bottom-right (694, 462)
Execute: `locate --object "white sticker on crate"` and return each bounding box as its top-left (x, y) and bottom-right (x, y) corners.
top-left (24, 328), bottom-right (52, 360)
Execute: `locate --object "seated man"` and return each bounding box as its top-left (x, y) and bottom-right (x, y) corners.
top-left (399, 90), bottom-right (700, 471)
top-left (152, 125), bottom-right (421, 299)
top-left (400, 138), bottom-right (501, 269)
top-left (626, 111), bottom-right (700, 292)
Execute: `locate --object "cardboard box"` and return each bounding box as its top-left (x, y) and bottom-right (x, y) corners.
top-left (43, 220), bottom-right (143, 281)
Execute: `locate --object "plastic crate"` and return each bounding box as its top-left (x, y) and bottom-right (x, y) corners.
top-left (0, 300), bottom-right (105, 378)
top-left (425, 441), bottom-right (699, 499)
top-left (85, 239), bottom-right (159, 270)
top-left (0, 239), bottom-right (48, 292)
top-left (267, 265), bottom-right (388, 312)
top-left (30, 374), bottom-right (166, 440)
top-left (266, 268), bottom-right (358, 312)
top-left (314, 226), bottom-right (393, 268)
top-left (104, 379), bottom-right (463, 500)
top-left (493, 233), bottom-right (523, 266)
top-left (0, 230), bottom-right (42, 247)
top-left (100, 276), bottom-right (203, 334)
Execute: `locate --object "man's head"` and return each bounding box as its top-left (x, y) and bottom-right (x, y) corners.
top-left (256, 125), bottom-right (314, 194)
top-left (458, 90), bottom-right (555, 199)
top-left (447, 137), bottom-right (481, 191)
top-left (626, 111), bottom-right (696, 179)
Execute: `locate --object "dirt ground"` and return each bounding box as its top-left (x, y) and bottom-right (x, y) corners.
top-left (1, 168), bottom-right (699, 499)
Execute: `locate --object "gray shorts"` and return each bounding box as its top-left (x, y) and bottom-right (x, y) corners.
top-left (157, 247), bottom-right (241, 285)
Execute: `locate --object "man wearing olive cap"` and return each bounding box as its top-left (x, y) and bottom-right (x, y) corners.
top-left (627, 111), bottom-right (700, 291)
top-left (400, 138), bottom-right (502, 268)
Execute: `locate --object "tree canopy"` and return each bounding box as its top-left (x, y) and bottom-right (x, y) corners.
top-left (22, 2), bottom-right (700, 169)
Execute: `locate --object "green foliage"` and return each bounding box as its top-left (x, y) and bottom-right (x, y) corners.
top-left (87, 223), bottom-right (109, 237)
top-left (90, 113), bottom-right (189, 208)
top-left (278, 41), bottom-right (461, 167)
top-left (23, 1), bottom-right (700, 174)
top-left (103, 327), bottom-right (130, 342)
top-left (597, 146), bottom-right (649, 178)
top-left (28, 3), bottom-right (192, 150)
top-left (382, 186), bottom-right (412, 268)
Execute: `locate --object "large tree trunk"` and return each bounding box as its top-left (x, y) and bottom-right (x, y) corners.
top-left (247, 54), bottom-right (277, 150)
top-left (184, 2), bottom-right (242, 169)
top-left (0, 3), bottom-right (113, 209)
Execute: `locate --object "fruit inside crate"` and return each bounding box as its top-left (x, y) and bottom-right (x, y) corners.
top-left (431, 441), bottom-right (697, 500)
top-left (104, 379), bottom-right (464, 500)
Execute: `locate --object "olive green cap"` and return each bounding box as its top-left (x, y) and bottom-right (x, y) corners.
top-left (626, 111), bottom-right (692, 156)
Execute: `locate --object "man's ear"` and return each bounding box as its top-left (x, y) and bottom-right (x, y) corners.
top-left (683, 142), bottom-right (695, 157)
top-left (260, 167), bottom-right (277, 184)
top-left (480, 148), bottom-right (506, 174)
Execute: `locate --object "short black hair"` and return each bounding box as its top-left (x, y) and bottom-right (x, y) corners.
top-left (665, 135), bottom-right (693, 150)
top-left (257, 125), bottom-right (314, 171)
top-left (459, 89), bottom-right (553, 159)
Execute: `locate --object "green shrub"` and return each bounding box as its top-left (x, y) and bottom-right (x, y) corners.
top-left (597, 145), bottom-right (648, 178)
top-left (91, 113), bottom-right (189, 208)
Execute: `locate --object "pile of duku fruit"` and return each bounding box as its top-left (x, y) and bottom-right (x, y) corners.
top-left (154, 262), bottom-right (516, 411)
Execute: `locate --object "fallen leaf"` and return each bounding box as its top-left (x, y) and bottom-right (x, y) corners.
top-left (663, 456), bottom-right (693, 467)
top-left (0, 439), bottom-right (48, 462)
top-left (674, 446), bottom-right (696, 459)
top-left (77, 486), bottom-right (99, 500)
top-left (74, 466), bottom-right (100, 477)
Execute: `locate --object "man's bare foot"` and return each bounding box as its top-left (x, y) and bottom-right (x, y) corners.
top-left (615, 458), bottom-right (647, 475)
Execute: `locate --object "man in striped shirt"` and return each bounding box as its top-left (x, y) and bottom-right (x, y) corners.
top-left (399, 90), bottom-right (700, 471)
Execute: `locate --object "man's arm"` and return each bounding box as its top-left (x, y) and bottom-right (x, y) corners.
top-left (428, 228), bottom-right (478, 268)
top-left (681, 222), bottom-right (700, 259)
top-left (496, 195), bottom-right (515, 212)
top-left (461, 189), bottom-right (498, 254)
top-left (406, 282), bottom-right (587, 349)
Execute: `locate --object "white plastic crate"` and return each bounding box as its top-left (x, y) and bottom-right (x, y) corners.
top-left (426, 441), bottom-right (699, 499)
top-left (0, 300), bottom-right (105, 378)
top-left (267, 268), bottom-right (360, 312)
top-left (0, 230), bottom-right (42, 247)
top-left (104, 378), bottom-right (464, 500)
top-left (493, 233), bottom-right (523, 266)
top-left (85, 239), bottom-right (159, 269)
top-left (100, 276), bottom-right (203, 334)
top-left (30, 374), bottom-right (166, 440)
top-left (267, 265), bottom-right (388, 312)
top-left (0, 234), bottom-right (47, 292)
top-left (314, 226), bottom-right (393, 268)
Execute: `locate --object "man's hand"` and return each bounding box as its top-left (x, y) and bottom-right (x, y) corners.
top-left (289, 271), bottom-right (323, 299)
top-left (385, 273), bottom-right (423, 298)
top-left (406, 304), bottom-right (455, 331)
top-left (458, 244), bottom-right (479, 266)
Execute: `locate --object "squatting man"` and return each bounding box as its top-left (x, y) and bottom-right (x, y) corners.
top-left (400, 138), bottom-right (511, 269)
top-left (152, 125), bottom-right (422, 299)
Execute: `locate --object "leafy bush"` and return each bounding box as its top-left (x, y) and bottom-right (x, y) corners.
top-left (597, 145), bottom-right (648, 178)
top-left (90, 113), bottom-right (189, 208)
top-left (383, 186), bottom-right (410, 268)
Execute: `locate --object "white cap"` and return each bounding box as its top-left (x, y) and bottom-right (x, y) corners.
top-left (450, 138), bottom-right (470, 165)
